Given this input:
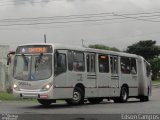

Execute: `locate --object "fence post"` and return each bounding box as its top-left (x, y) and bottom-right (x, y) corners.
top-left (0, 63), bottom-right (6, 91)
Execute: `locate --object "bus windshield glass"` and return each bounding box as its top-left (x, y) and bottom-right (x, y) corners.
top-left (13, 54), bottom-right (52, 80)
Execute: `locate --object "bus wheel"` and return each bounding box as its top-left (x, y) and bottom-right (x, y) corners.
top-left (140, 88), bottom-right (149, 102)
top-left (66, 87), bottom-right (84, 105)
top-left (119, 87), bottom-right (128, 103)
top-left (37, 99), bottom-right (52, 106)
top-left (88, 98), bottom-right (103, 104)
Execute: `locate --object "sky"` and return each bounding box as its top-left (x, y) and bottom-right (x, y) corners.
top-left (1, 0), bottom-right (160, 51)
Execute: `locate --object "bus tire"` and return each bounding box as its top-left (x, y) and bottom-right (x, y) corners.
top-left (66, 87), bottom-right (84, 105)
top-left (119, 87), bottom-right (128, 103)
top-left (88, 98), bottom-right (103, 104)
top-left (140, 88), bottom-right (149, 102)
top-left (37, 99), bottom-right (52, 106)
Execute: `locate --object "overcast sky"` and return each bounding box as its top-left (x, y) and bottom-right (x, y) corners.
top-left (1, 0), bottom-right (160, 50)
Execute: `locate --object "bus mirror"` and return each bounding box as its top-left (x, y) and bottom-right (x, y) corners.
top-left (7, 54), bottom-right (11, 65)
top-left (57, 55), bottom-right (62, 67)
top-left (55, 50), bottom-right (59, 58)
top-left (54, 50), bottom-right (59, 71)
top-left (7, 51), bottom-right (15, 65)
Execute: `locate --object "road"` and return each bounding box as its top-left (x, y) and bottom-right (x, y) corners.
top-left (0, 87), bottom-right (160, 120)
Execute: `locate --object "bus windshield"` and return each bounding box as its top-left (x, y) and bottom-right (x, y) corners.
top-left (13, 54), bottom-right (52, 81)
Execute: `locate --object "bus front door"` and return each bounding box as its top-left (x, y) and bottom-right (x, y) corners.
top-left (54, 50), bottom-right (68, 98)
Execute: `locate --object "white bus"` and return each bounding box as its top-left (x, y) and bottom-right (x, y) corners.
top-left (12, 43), bottom-right (151, 105)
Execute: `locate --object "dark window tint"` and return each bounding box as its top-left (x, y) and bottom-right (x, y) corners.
top-left (87, 54), bottom-right (95, 72)
top-left (73, 52), bottom-right (85, 72)
top-left (145, 62), bottom-right (151, 77)
top-left (121, 57), bottom-right (130, 74)
top-left (68, 50), bottom-right (85, 72)
top-left (54, 53), bottom-right (67, 76)
top-left (99, 55), bottom-right (109, 73)
top-left (131, 58), bottom-right (137, 74)
top-left (68, 50), bottom-right (74, 71)
top-left (110, 56), bottom-right (118, 74)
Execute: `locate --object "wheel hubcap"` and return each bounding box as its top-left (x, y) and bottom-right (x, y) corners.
top-left (122, 89), bottom-right (127, 100)
top-left (73, 91), bottom-right (80, 101)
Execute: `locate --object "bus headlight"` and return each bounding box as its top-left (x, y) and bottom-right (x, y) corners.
top-left (41, 83), bottom-right (52, 91)
top-left (13, 84), bottom-right (19, 90)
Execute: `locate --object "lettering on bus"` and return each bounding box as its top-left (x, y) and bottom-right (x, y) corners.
top-left (16, 45), bottom-right (53, 54)
top-left (28, 47), bottom-right (47, 53)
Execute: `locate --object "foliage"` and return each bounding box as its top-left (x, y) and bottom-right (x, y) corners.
top-left (0, 92), bottom-right (16, 101)
top-left (126, 40), bottom-right (160, 60)
top-left (110, 47), bottom-right (120, 52)
top-left (152, 80), bottom-right (160, 85)
top-left (149, 58), bottom-right (160, 80)
top-left (0, 92), bottom-right (36, 101)
top-left (88, 44), bottom-right (120, 52)
top-left (126, 40), bottom-right (160, 80)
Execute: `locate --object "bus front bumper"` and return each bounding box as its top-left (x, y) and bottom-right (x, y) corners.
top-left (13, 86), bottom-right (54, 99)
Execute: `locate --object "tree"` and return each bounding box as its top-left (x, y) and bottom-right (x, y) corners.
top-left (126, 40), bottom-right (160, 80)
top-left (110, 47), bottom-right (120, 52)
top-left (149, 58), bottom-right (160, 80)
top-left (126, 40), bottom-right (160, 60)
top-left (88, 44), bottom-right (120, 52)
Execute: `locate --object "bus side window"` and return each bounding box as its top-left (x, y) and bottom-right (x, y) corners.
top-left (121, 57), bottom-right (130, 74)
top-left (145, 62), bottom-right (151, 77)
top-left (110, 56), bottom-right (118, 74)
top-left (54, 53), bottom-right (67, 75)
top-left (131, 58), bottom-right (137, 74)
top-left (91, 55), bottom-right (95, 72)
top-left (87, 54), bottom-right (90, 72)
top-left (73, 51), bottom-right (85, 72)
top-left (68, 50), bottom-right (74, 71)
top-left (87, 54), bottom-right (95, 73)
top-left (99, 54), bottom-right (109, 73)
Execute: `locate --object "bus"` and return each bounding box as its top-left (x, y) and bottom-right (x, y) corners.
top-left (12, 43), bottom-right (151, 105)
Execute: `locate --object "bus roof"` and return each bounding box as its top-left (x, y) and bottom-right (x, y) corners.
top-left (85, 47), bottom-right (140, 58)
top-left (17, 43), bottom-right (142, 59)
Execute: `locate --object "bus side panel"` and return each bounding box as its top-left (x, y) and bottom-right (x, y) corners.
top-left (109, 88), bottom-right (120, 97)
top-left (85, 88), bottom-right (98, 98)
top-left (138, 58), bottom-right (145, 96)
top-left (97, 73), bottom-right (110, 97)
top-left (138, 58), bottom-right (151, 96)
top-left (53, 88), bottom-right (73, 99)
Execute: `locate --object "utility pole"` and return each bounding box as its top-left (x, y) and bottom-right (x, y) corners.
top-left (44, 34), bottom-right (46, 43)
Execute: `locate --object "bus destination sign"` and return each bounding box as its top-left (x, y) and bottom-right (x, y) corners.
top-left (16, 45), bottom-right (53, 54)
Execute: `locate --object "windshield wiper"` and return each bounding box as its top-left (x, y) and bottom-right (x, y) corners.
top-left (35, 53), bottom-right (43, 70)
top-left (38, 53), bottom-right (43, 63)
top-left (21, 54), bottom-right (28, 66)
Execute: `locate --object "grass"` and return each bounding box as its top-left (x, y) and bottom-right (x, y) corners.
top-left (0, 92), bottom-right (17, 101)
top-left (0, 92), bottom-right (64, 103)
top-left (152, 80), bottom-right (160, 85)
top-left (0, 92), bottom-right (36, 101)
